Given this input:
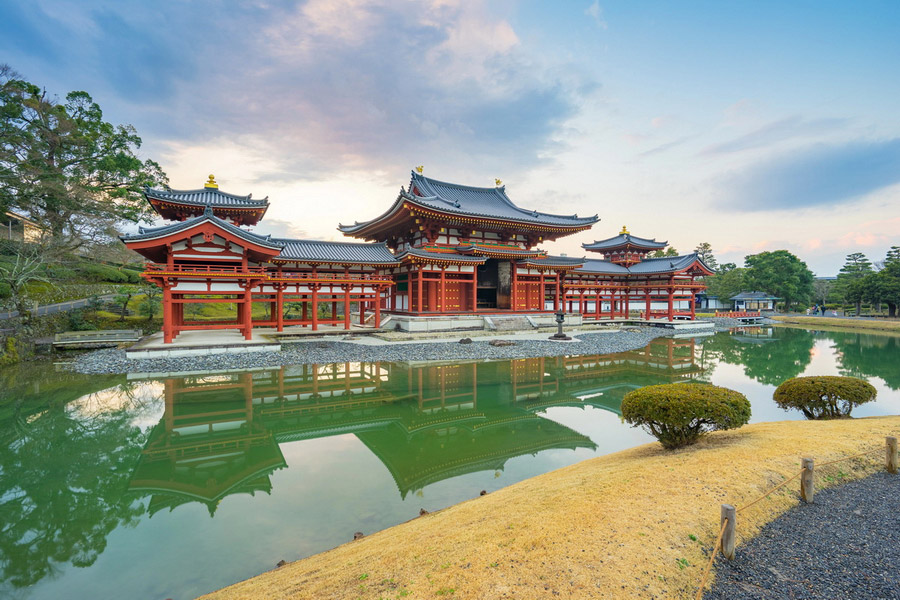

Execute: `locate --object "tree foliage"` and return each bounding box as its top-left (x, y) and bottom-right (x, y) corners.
top-left (621, 383), bottom-right (751, 449)
top-left (0, 64), bottom-right (167, 250)
top-left (743, 250), bottom-right (814, 311)
top-left (694, 242), bottom-right (718, 271)
top-left (650, 246), bottom-right (679, 258)
top-left (773, 375), bottom-right (876, 419)
top-left (704, 267), bottom-right (746, 303)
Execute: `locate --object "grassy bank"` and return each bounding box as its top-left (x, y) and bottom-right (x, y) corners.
top-left (771, 315), bottom-right (900, 333)
top-left (200, 416), bottom-right (900, 600)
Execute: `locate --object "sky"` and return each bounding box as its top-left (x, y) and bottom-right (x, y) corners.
top-left (2, 0), bottom-right (899, 275)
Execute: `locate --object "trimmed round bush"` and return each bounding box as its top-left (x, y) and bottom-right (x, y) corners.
top-left (622, 383), bottom-right (751, 449)
top-left (773, 376), bottom-right (876, 419)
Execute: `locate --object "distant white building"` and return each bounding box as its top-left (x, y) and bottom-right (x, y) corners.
top-left (730, 291), bottom-right (780, 311)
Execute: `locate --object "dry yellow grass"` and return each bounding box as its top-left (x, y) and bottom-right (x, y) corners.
top-left (771, 315), bottom-right (900, 333)
top-left (200, 416), bottom-right (900, 600)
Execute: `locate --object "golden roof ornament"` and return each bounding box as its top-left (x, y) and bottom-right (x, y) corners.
top-left (205, 174), bottom-right (218, 189)
top-left (415, 165), bottom-right (424, 174)
top-left (494, 178), bottom-right (502, 187)
top-left (620, 225), bottom-right (629, 235)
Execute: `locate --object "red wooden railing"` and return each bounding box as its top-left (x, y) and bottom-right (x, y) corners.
top-left (144, 264), bottom-right (267, 275)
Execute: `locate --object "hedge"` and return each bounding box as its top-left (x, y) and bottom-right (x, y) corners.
top-left (773, 376), bottom-right (876, 419)
top-left (622, 383), bottom-right (751, 449)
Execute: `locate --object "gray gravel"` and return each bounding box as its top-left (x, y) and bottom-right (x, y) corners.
top-left (704, 471), bottom-right (900, 600)
top-left (66, 326), bottom-right (681, 374)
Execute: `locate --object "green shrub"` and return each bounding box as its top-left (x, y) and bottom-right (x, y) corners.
top-left (773, 376), bottom-right (876, 419)
top-left (622, 383), bottom-right (751, 449)
top-left (77, 263), bottom-right (129, 283)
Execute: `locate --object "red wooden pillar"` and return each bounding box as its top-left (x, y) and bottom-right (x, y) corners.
top-left (311, 285), bottom-right (319, 331)
top-left (417, 268), bottom-right (423, 313)
top-left (438, 266), bottom-right (446, 313)
top-left (344, 285), bottom-right (351, 330)
top-left (667, 277), bottom-right (674, 321)
top-left (690, 276), bottom-right (696, 320)
top-left (243, 289), bottom-right (253, 340)
top-left (471, 267), bottom-right (478, 312)
top-left (163, 285), bottom-right (173, 343)
top-left (374, 286), bottom-right (381, 328)
top-left (645, 285), bottom-right (652, 320)
top-left (554, 274), bottom-right (561, 312)
top-left (276, 286), bottom-right (284, 332)
top-left (624, 289), bottom-right (630, 319)
top-left (302, 301), bottom-right (308, 327)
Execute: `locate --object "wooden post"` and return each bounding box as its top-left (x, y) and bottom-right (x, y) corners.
top-left (311, 286), bottom-right (318, 331)
top-left (276, 287), bottom-right (284, 332)
top-left (887, 436), bottom-right (898, 474)
top-left (721, 504), bottom-right (736, 560)
top-left (374, 287), bottom-right (381, 328)
top-left (801, 458), bottom-right (814, 503)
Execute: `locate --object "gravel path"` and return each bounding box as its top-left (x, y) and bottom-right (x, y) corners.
top-left (705, 471), bottom-right (900, 600)
top-left (66, 326), bottom-right (685, 374)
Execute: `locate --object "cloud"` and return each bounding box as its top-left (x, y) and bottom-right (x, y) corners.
top-left (700, 115), bottom-right (848, 155)
top-left (722, 138), bottom-right (900, 210)
top-left (585, 1), bottom-right (607, 29)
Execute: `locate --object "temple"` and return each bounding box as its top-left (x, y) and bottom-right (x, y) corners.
top-left (121, 172), bottom-right (712, 343)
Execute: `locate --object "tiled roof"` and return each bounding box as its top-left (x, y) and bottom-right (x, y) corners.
top-left (575, 259), bottom-right (630, 274)
top-left (456, 244), bottom-right (546, 257)
top-left (582, 233), bottom-right (667, 251)
top-left (274, 239), bottom-right (398, 264)
top-left (145, 187), bottom-right (269, 208)
top-left (121, 211), bottom-right (282, 250)
top-left (518, 255), bottom-right (586, 268)
top-left (626, 253), bottom-right (709, 274)
top-left (730, 291), bottom-right (781, 300)
top-left (339, 171), bottom-right (599, 233)
top-left (575, 254), bottom-right (712, 275)
top-left (397, 248), bottom-right (488, 264)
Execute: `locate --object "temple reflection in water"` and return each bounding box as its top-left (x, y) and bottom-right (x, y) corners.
top-left (129, 338), bottom-right (704, 510)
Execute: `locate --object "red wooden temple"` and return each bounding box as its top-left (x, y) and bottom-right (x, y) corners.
top-left (122, 172), bottom-right (712, 343)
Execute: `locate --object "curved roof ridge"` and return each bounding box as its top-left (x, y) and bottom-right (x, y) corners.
top-left (271, 237), bottom-right (391, 248)
top-left (411, 170), bottom-right (596, 221)
top-left (123, 212), bottom-right (283, 250)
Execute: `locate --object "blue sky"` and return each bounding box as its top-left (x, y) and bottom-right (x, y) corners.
top-left (2, 0), bottom-right (899, 274)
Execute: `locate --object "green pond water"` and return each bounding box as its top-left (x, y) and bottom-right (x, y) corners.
top-left (1, 327), bottom-right (899, 600)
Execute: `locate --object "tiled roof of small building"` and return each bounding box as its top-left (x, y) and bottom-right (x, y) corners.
top-left (582, 233), bottom-right (668, 251)
top-left (339, 171), bottom-right (599, 233)
top-left (730, 291), bottom-right (781, 300)
top-left (274, 239), bottom-right (398, 264)
top-left (121, 211), bottom-right (282, 250)
top-left (575, 259), bottom-right (630, 274)
top-left (145, 186), bottom-right (269, 208)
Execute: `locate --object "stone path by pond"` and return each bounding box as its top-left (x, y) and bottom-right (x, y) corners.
top-left (705, 471), bottom-right (900, 600)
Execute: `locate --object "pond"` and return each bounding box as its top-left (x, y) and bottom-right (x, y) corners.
top-left (1, 327), bottom-right (898, 599)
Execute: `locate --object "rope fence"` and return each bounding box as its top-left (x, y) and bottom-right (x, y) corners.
top-left (693, 435), bottom-right (898, 600)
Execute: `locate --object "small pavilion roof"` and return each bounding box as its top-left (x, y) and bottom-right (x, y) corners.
top-left (339, 171), bottom-right (599, 236)
top-left (145, 186), bottom-right (269, 209)
top-left (730, 291), bottom-right (782, 300)
top-left (120, 210), bottom-right (283, 251)
top-left (273, 239), bottom-right (399, 265)
top-left (582, 232), bottom-right (668, 252)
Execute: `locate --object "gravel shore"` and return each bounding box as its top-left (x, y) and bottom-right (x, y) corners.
top-left (705, 471), bottom-right (900, 600)
top-left (66, 325), bottom-right (687, 374)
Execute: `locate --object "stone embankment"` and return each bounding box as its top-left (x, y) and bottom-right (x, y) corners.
top-left (68, 326), bottom-right (680, 375)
